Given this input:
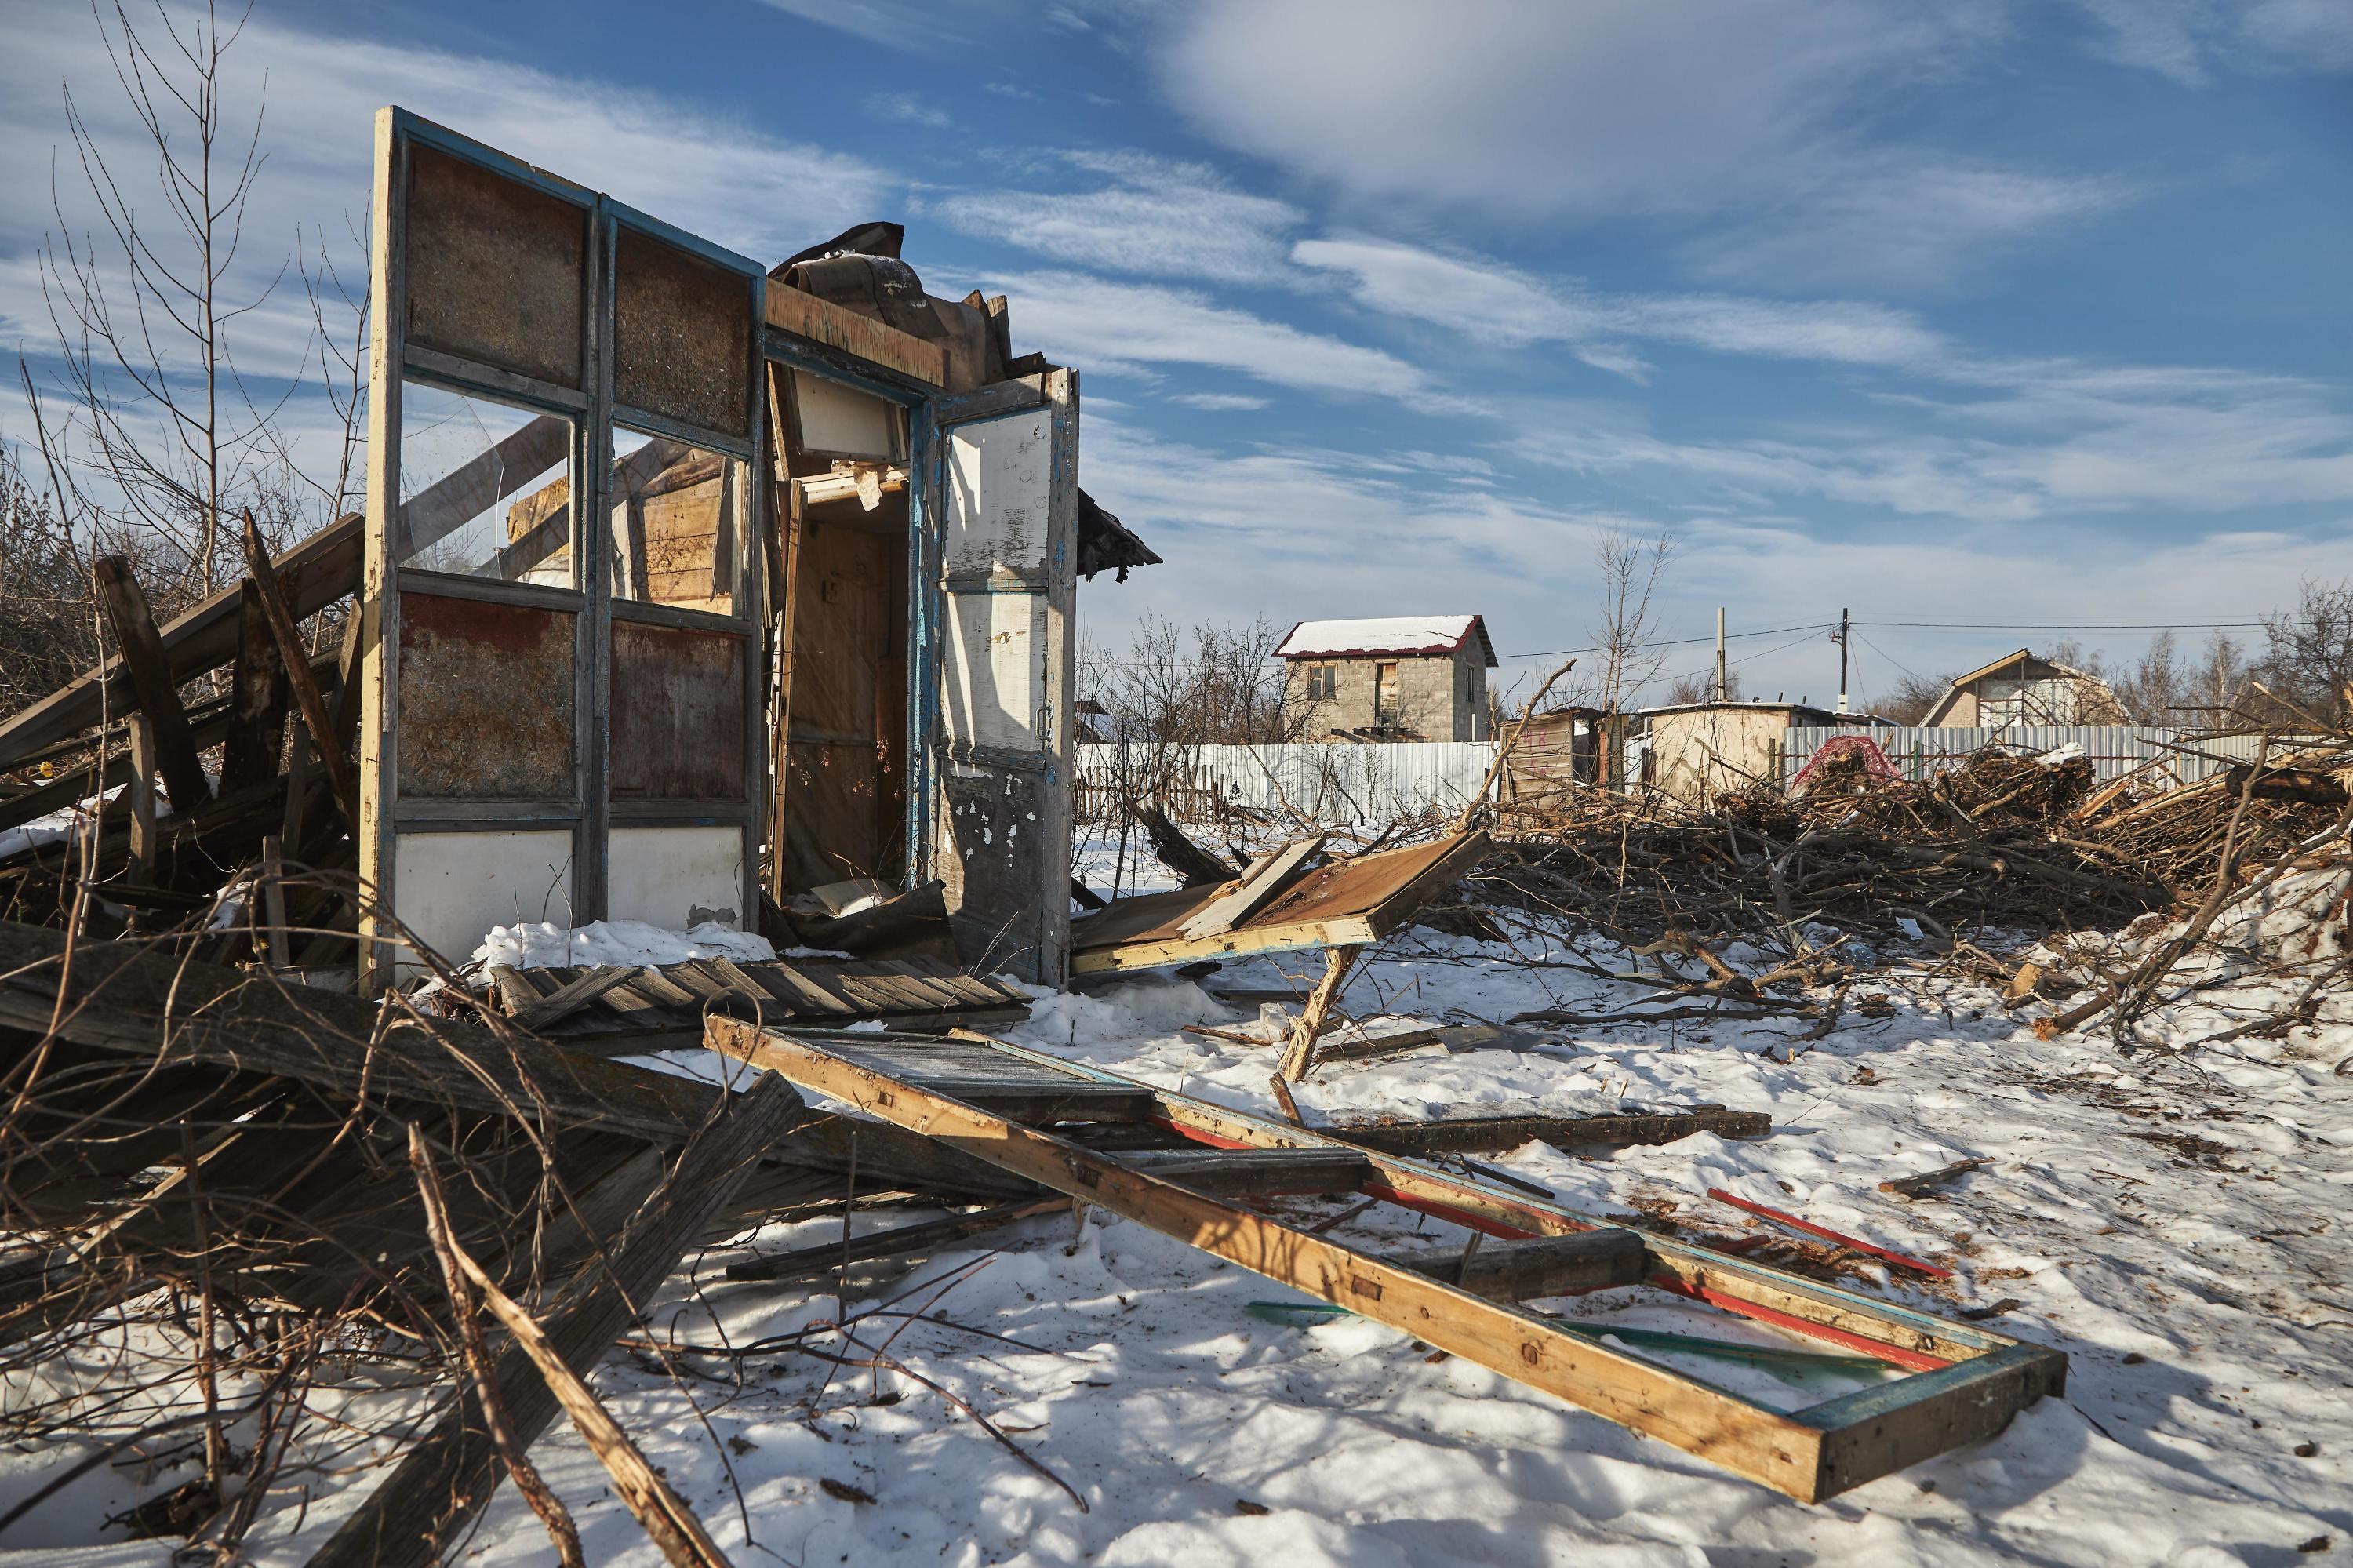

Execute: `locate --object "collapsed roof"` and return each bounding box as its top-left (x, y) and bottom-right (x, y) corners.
top-left (775, 224), bottom-right (1161, 581)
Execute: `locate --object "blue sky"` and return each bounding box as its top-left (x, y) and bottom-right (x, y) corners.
top-left (4, 0), bottom-right (2349, 708)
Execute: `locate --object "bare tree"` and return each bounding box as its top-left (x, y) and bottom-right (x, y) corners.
top-left (1875, 670), bottom-right (1954, 726)
top-left (2258, 577), bottom-right (2353, 726)
top-left (1581, 526), bottom-right (1678, 716)
top-left (32, 0), bottom-right (311, 605)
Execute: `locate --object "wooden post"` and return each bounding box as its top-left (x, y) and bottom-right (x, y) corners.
top-left (238, 513), bottom-right (357, 823)
top-left (1278, 944), bottom-right (1361, 1082)
top-left (260, 835), bottom-right (292, 970)
top-left (220, 580), bottom-right (290, 792)
top-left (127, 715), bottom-right (158, 882)
top-left (94, 557), bottom-right (213, 814)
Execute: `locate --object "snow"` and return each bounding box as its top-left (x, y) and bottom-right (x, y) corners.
top-left (9, 842), bottom-right (2351, 1564)
top-left (473, 918), bottom-right (779, 970)
top-left (1276, 614), bottom-right (1485, 660)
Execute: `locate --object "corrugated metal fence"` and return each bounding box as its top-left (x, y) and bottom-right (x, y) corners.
top-left (1076, 742), bottom-right (1496, 825)
top-left (1077, 728), bottom-right (2289, 826)
top-left (1780, 726), bottom-right (2279, 787)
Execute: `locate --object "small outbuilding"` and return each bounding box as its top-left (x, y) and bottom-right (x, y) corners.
top-left (1637, 700), bottom-right (1891, 806)
top-left (1277, 614), bottom-right (1497, 742)
top-left (1921, 649), bottom-right (2126, 729)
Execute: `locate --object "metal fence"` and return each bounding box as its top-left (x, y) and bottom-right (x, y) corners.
top-left (1075, 741), bottom-right (1496, 825)
top-left (1780, 726), bottom-right (2282, 787)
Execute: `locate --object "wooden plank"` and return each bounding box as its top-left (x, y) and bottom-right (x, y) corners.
top-left (1315, 1021), bottom-right (1518, 1064)
top-left (1071, 832), bottom-right (1489, 975)
top-left (1329, 1108), bottom-right (1773, 1156)
top-left (725, 1197), bottom-right (1068, 1282)
top-left (1119, 1146), bottom-right (1371, 1198)
top-left (310, 1073), bottom-right (802, 1568)
top-left (753, 960), bottom-right (860, 1015)
top-left (715, 1020), bottom-right (2066, 1501)
top-left (0, 513), bottom-right (362, 770)
top-left (624, 966), bottom-right (700, 1010)
top-left (957, 1030), bottom-right (2031, 1369)
top-left (1379, 1229), bottom-right (1649, 1301)
top-left (0, 922), bottom-right (725, 1146)
top-left (507, 966), bottom-right (646, 1033)
top-left (220, 581), bottom-right (291, 792)
top-left (93, 557), bottom-right (211, 813)
top-left (764, 279), bottom-right (946, 387)
top-left (1178, 834), bottom-right (1326, 942)
top-left (241, 514), bottom-right (358, 823)
top-left (126, 716), bottom-right (158, 880)
top-left (709, 1017), bottom-right (1826, 1500)
top-left (1879, 1159), bottom-right (1991, 1199)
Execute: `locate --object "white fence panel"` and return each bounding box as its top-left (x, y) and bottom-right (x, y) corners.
top-left (1076, 742), bottom-right (1497, 825)
top-left (1781, 726), bottom-right (2282, 787)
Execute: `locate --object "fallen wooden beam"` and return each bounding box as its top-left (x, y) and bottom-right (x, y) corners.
top-left (1326, 1107), bottom-right (1772, 1157)
top-left (1379, 1229), bottom-right (1648, 1301)
top-left (725, 1196), bottom-right (1067, 1282)
top-left (1121, 1146), bottom-right (1372, 1197)
top-left (93, 558), bottom-right (212, 815)
top-left (0, 515), bottom-right (362, 771)
top-left (1179, 834), bottom-right (1326, 942)
top-left (1878, 1158), bottom-right (1991, 1199)
top-left (709, 1017), bottom-right (2065, 1503)
top-left (0, 922), bottom-right (726, 1146)
top-left (310, 1073), bottom-right (802, 1568)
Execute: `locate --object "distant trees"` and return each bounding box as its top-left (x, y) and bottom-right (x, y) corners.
top-left (1875, 671), bottom-right (1955, 726)
top-left (2257, 577), bottom-right (2353, 727)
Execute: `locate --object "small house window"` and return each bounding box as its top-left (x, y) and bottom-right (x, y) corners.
top-left (1305, 663), bottom-right (1337, 700)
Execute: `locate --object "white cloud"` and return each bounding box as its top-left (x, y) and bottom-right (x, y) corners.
top-left (1151, 0), bottom-right (2128, 287)
top-left (0, 11), bottom-right (896, 512)
top-left (995, 271), bottom-right (1430, 402)
top-left (928, 151), bottom-right (1303, 286)
top-left (1293, 235), bottom-right (1947, 369)
top-left (2067, 0), bottom-right (2353, 85)
top-left (866, 92), bottom-right (952, 128)
top-left (1169, 391), bottom-right (1271, 410)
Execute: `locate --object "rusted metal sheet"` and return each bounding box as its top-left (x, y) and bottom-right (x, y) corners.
top-left (609, 619), bottom-right (746, 800)
top-left (396, 593), bottom-right (576, 798)
top-left (615, 227), bottom-right (751, 438)
top-left (403, 144), bottom-right (586, 388)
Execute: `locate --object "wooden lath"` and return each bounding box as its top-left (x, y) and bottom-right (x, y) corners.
top-left (706, 1019), bottom-right (2065, 1503)
top-left (1069, 830), bottom-right (1489, 974)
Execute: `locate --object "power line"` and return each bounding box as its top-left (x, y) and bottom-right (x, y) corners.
top-left (1488, 621), bottom-right (1835, 663)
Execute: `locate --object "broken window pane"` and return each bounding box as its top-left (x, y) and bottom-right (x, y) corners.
top-left (396, 383), bottom-right (575, 585)
top-left (609, 428), bottom-right (737, 617)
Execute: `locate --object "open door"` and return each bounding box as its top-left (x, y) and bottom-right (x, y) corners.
top-left (926, 372), bottom-right (1079, 984)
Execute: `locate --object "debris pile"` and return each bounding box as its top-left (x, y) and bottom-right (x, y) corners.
top-left (1478, 740), bottom-right (2351, 957)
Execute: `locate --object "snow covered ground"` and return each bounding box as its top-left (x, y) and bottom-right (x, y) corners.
top-left (9, 835), bottom-right (2348, 1565)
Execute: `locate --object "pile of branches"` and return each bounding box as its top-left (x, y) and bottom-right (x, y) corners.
top-left (1476, 744), bottom-right (2347, 955)
top-left (0, 907), bottom-right (1064, 1559)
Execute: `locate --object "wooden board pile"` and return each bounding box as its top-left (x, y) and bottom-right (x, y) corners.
top-left (0, 516), bottom-right (367, 960)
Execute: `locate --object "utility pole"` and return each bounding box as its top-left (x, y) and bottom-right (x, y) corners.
top-left (1834, 607), bottom-right (1850, 714)
top-left (1712, 607), bottom-right (1728, 702)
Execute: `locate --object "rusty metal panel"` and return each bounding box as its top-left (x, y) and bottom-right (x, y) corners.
top-left (609, 619), bottom-right (746, 800)
top-left (403, 144), bottom-right (587, 388)
top-left (614, 226), bottom-right (751, 438)
top-left (396, 592), bottom-right (577, 798)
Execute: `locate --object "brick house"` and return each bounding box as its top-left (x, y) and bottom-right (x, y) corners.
top-left (1276, 615), bottom-right (1497, 741)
